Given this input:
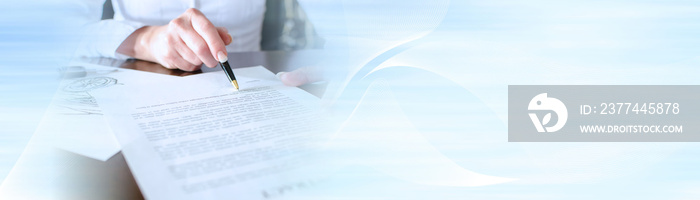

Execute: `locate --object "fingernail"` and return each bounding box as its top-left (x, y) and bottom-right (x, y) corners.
top-left (217, 51), bottom-right (228, 62)
top-left (275, 72), bottom-right (286, 80)
top-left (228, 34), bottom-right (233, 42)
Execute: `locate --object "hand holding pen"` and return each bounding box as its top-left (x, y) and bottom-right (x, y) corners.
top-left (115, 8), bottom-right (232, 72)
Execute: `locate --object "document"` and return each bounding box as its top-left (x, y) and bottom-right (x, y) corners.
top-left (93, 66), bottom-right (327, 199)
top-left (35, 63), bottom-right (179, 161)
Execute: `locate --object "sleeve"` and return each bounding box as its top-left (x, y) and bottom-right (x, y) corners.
top-left (72, 0), bottom-right (145, 59)
top-left (77, 19), bottom-right (145, 59)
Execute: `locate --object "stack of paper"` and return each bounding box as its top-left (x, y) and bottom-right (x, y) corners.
top-left (93, 66), bottom-right (328, 199)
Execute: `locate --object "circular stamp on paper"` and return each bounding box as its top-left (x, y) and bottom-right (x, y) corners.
top-left (63, 77), bottom-right (118, 92)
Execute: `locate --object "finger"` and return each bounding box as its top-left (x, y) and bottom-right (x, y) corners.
top-left (170, 16), bottom-right (218, 68)
top-left (216, 27), bottom-right (233, 45)
top-left (161, 62), bottom-right (176, 69)
top-left (157, 51), bottom-right (177, 70)
top-left (186, 8), bottom-right (228, 63)
top-left (172, 35), bottom-right (203, 66)
top-left (169, 51), bottom-right (198, 72)
top-left (277, 67), bottom-right (323, 86)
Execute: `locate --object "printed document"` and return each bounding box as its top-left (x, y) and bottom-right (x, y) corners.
top-left (93, 66), bottom-right (327, 199)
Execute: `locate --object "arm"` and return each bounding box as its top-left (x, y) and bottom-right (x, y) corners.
top-left (73, 0), bottom-right (147, 59)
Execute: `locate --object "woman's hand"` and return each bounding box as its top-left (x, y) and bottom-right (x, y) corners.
top-left (277, 66), bottom-right (325, 86)
top-left (117, 8), bottom-right (232, 71)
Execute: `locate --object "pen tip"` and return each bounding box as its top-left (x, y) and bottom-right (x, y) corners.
top-left (232, 80), bottom-right (239, 90)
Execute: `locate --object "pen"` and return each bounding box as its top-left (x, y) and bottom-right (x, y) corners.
top-left (217, 52), bottom-right (239, 90)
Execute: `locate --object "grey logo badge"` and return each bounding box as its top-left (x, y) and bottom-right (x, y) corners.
top-left (528, 93), bottom-right (568, 132)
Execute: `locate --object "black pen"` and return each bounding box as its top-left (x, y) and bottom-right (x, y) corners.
top-left (217, 52), bottom-right (239, 90)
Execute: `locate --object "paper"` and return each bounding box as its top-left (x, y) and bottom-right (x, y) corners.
top-left (35, 63), bottom-right (179, 161)
top-left (93, 66), bottom-right (327, 199)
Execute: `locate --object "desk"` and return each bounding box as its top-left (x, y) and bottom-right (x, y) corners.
top-left (59, 50), bottom-right (324, 200)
